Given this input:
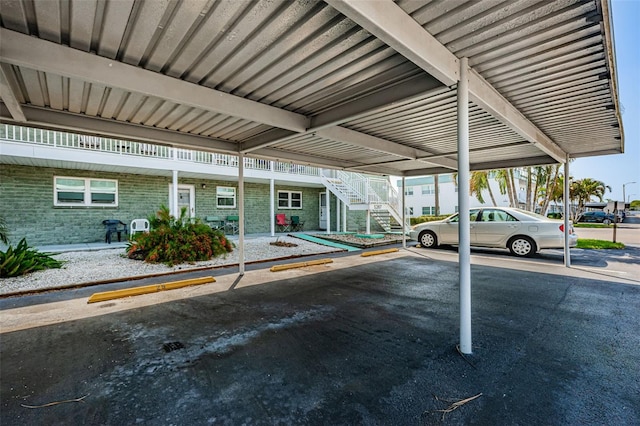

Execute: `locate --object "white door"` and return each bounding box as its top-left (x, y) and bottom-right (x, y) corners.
top-left (319, 192), bottom-right (327, 230)
top-left (169, 184), bottom-right (195, 218)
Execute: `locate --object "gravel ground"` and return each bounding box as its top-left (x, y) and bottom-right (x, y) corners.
top-left (0, 236), bottom-right (342, 295)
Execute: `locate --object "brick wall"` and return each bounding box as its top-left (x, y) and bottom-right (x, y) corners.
top-left (0, 165), bottom-right (341, 246)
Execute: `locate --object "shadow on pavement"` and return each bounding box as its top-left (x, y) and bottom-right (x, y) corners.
top-left (1, 256), bottom-right (638, 425)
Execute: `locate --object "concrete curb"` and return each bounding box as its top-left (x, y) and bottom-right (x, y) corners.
top-left (270, 258), bottom-right (333, 272)
top-left (87, 276), bottom-right (215, 303)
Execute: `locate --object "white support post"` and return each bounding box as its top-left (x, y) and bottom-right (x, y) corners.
top-left (239, 153), bottom-right (245, 275)
top-left (563, 156), bottom-right (571, 268)
top-left (270, 178), bottom-right (275, 237)
top-left (326, 192), bottom-right (331, 235)
top-left (172, 170), bottom-right (179, 218)
top-left (366, 210), bottom-right (371, 234)
top-left (336, 198), bottom-right (341, 233)
top-left (342, 201), bottom-right (347, 232)
top-left (402, 176), bottom-right (407, 249)
top-left (458, 57), bottom-right (472, 355)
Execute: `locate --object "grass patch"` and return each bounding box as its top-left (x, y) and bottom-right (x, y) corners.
top-left (573, 223), bottom-right (612, 228)
top-left (577, 239), bottom-right (625, 249)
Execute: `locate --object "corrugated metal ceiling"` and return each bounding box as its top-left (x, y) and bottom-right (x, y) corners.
top-left (0, 0), bottom-right (623, 176)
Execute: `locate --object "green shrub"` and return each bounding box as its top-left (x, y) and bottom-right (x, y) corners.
top-left (127, 205), bottom-right (234, 266)
top-left (0, 216), bottom-right (8, 245)
top-left (0, 239), bottom-right (65, 278)
top-left (410, 215), bottom-right (450, 225)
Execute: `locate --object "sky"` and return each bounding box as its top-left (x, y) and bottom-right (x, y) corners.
top-left (569, 0), bottom-right (640, 202)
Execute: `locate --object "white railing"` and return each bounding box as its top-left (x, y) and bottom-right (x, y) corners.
top-left (0, 124), bottom-right (320, 177)
top-left (326, 169), bottom-right (407, 231)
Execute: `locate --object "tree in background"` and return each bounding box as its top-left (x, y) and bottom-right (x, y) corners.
top-left (536, 164), bottom-right (562, 215)
top-left (570, 178), bottom-right (611, 219)
top-left (469, 171), bottom-right (497, 206)
top-left (493, 169), bottom-right (518, 207)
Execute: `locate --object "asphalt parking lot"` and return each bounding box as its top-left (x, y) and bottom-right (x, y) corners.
top-left (1, 247), bottom-right (639, 425)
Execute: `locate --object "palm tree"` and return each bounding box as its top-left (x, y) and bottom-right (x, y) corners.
top-left (494, 169), bottom-right (518, 207)
top-left (570, 178), bottom-right (611, 218)
top-left (469, 171), bottom-right (497, 205)
top-left (538, 164), bottom-right (562, 215)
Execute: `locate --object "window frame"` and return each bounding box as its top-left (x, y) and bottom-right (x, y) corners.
top-left (421, 184), bottom-right (434, 195)
top-left (422, 206), bottom-right (436, 215)
top-left (277, 190), bottom-right (303, 209)
top-left (54, 176), bottom-right (118, 207)
top-left (216, 186), bottom-right (237, 208)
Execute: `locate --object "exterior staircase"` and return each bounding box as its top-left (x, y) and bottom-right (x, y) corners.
top-left (321, 170), bottom-right (409, 233)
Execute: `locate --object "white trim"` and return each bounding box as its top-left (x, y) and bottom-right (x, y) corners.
top-left (53, 175), bottom-right (118, 207)
top-left (216, 186), bottom-right (237, 209)
top-left (277, 190), bottom-right (302, 209)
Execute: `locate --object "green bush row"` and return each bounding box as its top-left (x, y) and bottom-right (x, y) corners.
top-left (410, 215), bottom-right (450, 226)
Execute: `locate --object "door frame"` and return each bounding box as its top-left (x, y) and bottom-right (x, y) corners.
top-left (169, 184), bottom-right (195, 218)
top-left (319, 192), bottom-right (327, 230)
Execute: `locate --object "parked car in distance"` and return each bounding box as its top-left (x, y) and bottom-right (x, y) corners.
top-left (409, 207), bottom-right (578, 257)
top-left (576, 211), bottom-right (615, 225)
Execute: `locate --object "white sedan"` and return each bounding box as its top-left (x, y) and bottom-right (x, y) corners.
top-left (409, 207), bottom-right (578, 257)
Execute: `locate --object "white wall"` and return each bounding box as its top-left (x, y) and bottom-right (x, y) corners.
top-left (401, 173), bottom-right (528, 217)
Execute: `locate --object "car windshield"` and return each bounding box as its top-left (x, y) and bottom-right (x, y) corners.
top-left (511, 208), bottom-right (552, 221)
top-left (447, 209), bottom-right (480, 223)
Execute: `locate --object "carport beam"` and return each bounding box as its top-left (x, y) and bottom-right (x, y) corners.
top-left (458, 58), bottom-right (472, 355)
top-left (563, 155), bottom-right (571, 268)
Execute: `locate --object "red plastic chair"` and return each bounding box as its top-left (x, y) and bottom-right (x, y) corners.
top-left (275, 213), bottom-right (291, 232)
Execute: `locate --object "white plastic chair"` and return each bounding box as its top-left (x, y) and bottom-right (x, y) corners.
top-left (130, 219), bottom-right (150, 237)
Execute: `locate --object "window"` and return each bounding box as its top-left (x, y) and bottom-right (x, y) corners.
top-left (54, 176), bottom-right (117, 206)
top-left (216, 186), bottom-right (236, 208)
top-left (422, 184), bottom-right (435, 195)
top-left (480, 209), bottom-right (518, 222)
top-left (278, 191), bottom-right (302, 209)
top-left (422, 206), bottom-right (436, 215)
top-left (406, 186), bottom-right (414, 196)
top-left (449, 209), bottom-right (479, 222)
top-left (408, 207), bottom-right (414, 216)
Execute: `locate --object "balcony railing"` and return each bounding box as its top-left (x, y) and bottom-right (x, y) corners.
top-left (1, 124), bottom-right (320, 177)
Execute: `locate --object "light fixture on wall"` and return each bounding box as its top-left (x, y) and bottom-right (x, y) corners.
top-left (201, 183), bottom-right (206, 189)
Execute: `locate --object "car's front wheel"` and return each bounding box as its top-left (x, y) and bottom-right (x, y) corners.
top-left (508, 236), bottom-right (536, 257)
top-left (419, 230), bottom-right (438, 248)
top-left (602, 218), bottom-right (612, 225)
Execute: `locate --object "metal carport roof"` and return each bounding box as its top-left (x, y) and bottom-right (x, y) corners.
top-left (0, 0), bottom-right (623, 176)
top-left (0, 0), bottom-right (624, 354)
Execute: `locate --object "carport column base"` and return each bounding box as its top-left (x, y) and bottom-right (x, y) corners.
top-left (458, 57), bottom-right (472, 355)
